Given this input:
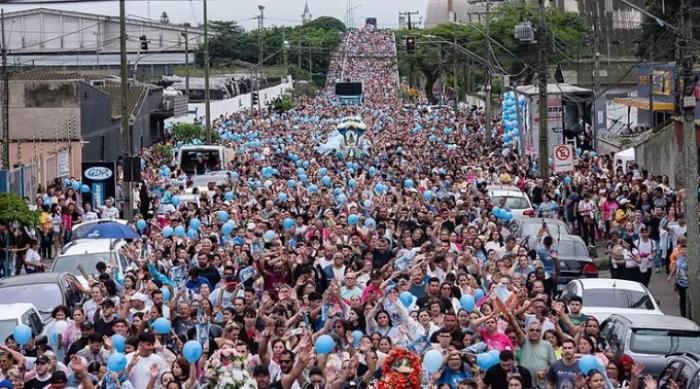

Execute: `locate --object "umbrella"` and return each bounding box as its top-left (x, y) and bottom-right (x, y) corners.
top-left (73, 220), bottom-right (140, 240)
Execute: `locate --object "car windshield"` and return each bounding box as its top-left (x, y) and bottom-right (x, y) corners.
top-left (557, 240), bottom-right (589, 257)
top-left (190, 175), bottom-right (228, 188)
top-left (521, 222), bottom-right (566, 240)
top-left (179, 150), bottom-right (222, 175)
top-left (630, 329), bottom-right (700, 354)
top-left (0, 284), bottom-right (63, 313)
top-left (53, 253), bottom-right (114, 275)
top-left (583, 289), bottom-right (655, 309)
top-left (492, 196), bottom-right (530, 209)
top-left (0, 319), bottom-right (17, 341)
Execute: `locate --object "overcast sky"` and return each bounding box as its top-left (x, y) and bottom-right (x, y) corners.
top-left (1, 0), bottom-right (429, 29)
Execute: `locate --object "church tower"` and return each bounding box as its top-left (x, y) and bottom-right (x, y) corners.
top-left (302, 1), bottom-right (312, 24)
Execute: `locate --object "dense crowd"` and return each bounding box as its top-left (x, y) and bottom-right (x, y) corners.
top-left (0, 26), bottom-right (691, 389)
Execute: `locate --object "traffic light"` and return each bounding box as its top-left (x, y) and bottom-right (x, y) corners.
top-left (252, 91), bottom-right (259, 105)
top-left (406, 36), bottom-right (415, 54)
top-left (140, 35), bottom-right (148, 51)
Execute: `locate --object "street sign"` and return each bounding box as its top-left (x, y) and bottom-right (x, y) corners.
top-left (553, 144), bottom-right (574, 173)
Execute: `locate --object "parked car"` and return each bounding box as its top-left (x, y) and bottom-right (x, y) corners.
top-left (0, 273), bottom-right (84, 319)
top-left (52, 239), bottom-right (131, 283)
top-left (555, 235), bottom-right (598, 290)
top-left (487, 185), bottom-right (535, 218)
top-left (510, 217), bottom-right (570, 249)
top-left (0, 303), bottom-right (48, 342)
top-left (600, 314), bottom-right (700, 378)
top-left (659, 353), bottom-right (700, 389)
top-left (558, 278), bottom-right (663, 322)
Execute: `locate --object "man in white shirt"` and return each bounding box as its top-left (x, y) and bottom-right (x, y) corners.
top-left (125, 333), bottom-right (169, 389)
top-left (100, 198), bottom-right (120, 220)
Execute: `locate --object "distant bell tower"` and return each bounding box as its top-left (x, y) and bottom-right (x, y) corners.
top-left (302, 1), bottom-right (312, 24)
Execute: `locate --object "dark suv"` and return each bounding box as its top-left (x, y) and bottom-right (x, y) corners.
top-left (658, 353), bottom-right (700, 389)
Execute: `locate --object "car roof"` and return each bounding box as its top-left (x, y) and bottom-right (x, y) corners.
top-left (61, 239), bottom-right (124, 255)
top-left (609, 314), bottom-right (700, 331)
top-left (486, 185), bottom-right (522, 191)
top-left (558, 234), bottom-right (585, 244)
top-left (515, 217), bottom-right (566, 225)
top-left (0, 272), bottom-right (66, 287)
top-left (0, 303), bottom-right (38, 318)
top-left (578, 278), bottom-right (647, 291)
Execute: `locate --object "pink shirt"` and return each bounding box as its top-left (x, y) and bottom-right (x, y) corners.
top-left (480, 329), bottom-right (514, 351)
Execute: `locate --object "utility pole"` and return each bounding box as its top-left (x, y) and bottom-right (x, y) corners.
top-left (282, 29), bottom-right (288, 69)
top-left (679, 0), bottom-right (699, 320)
top-left (453, 22), bottom-right (458, 112)
top-left (203, 0), bottom-right (211, 143)
top-left (119, 0), bottom-right (133, 220)
top-left (1, 9), bottom-right (9, 170)
top-left (399, 11), bottom-right (419, 30)
top-left (257, 5), bottom-right (265, 113)
top-left (537, 0), bottom-right (549, 180)
top-left (183, 27), bottom-right (190, 98)
top-left (592, 3), bottom-right (600, 151)
top-left (484, 0), bottom-right (493, 148)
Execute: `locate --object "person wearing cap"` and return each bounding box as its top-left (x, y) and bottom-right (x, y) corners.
top-left (210, 275), bottom-right (241, 309)
top-left (24, 355), bottom-right (53, 389)
top-left (94, 299), bottom-right (117, 337)
top-left (64, 320), bottom-right (94, 364)
top-left (124, 292), bottom-right (150, 321)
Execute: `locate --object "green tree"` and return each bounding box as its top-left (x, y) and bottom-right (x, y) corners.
top-left (0, 193), bottom-right (38, 227)
top-left (305, 16), bottom-right (346, 33)
top-left (636, 0), bottom-right (682, 61)
top-left (172, 123), bottom-right (220, 143)
top-left (196, 21), bottom-right (256, 67)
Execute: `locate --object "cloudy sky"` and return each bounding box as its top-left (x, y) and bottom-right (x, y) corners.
top-left (1, 0), bottom-right (429, 29)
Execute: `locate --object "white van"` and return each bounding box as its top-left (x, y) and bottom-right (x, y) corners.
top-left (175, 145), bottom-right (235, 175)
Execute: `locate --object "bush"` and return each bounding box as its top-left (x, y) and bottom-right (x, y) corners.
top-left (272, 95), bottom-right (295, 113)
top-left (151, 144), bottom-right (174, 162)
top-left (172, 123), bottom-right (220, 143)
top-left (0, 193), bottom-right (38, 227)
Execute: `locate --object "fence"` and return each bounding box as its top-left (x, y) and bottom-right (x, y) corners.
top-left (0, 163), bottom-right (38, 200)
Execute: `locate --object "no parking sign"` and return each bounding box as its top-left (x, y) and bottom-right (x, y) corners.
top-left (553, 144), bottom-right (574, 173)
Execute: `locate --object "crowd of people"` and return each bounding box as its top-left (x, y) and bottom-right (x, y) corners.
top-left (0, 25), bottom-right (691, 389)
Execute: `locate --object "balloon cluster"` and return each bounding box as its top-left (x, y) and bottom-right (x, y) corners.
top-left (491, 207), bottom-right (514, 223)
top-left (501, 91), bottom-right (524, 148)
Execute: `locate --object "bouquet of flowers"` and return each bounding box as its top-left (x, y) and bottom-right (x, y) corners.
top-left (204, 348), bottom-right (258, 389)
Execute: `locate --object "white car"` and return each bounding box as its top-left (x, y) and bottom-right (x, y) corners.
top-left (0, 303), bottom-right (47, 342)
top-left (558, 278), bottom-right (663, 322)
top-left (52, 239), bottom-right (132, 285)
top-left (487, 185), bottom-right (535, 218)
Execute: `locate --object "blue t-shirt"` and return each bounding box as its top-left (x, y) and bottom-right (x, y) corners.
top-left (438, 369), bottom-right (472, 388)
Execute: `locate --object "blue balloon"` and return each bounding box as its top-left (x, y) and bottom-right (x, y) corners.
top-left (579, 355), bottom-right (602, 375)
top-left (322, 175), bottom-right (332, 187)
top-left (174, 226), bottom-right (186, 237)
top-left (80, 184), bottom-right (90, 193)
top-left (314, 334), bottom-right (336, 354)
top-left (263, 230), bottom-right (276, 242)
top-left (404, 179), bottom-right (415, 188)
top-left (71, 181), bottom-right (80, 190)
top-left (111, 335), bottom-right (126, 353)
top-left (217, 211), bottom-right (229, 222)
top-left (308, 184), bottom-right (318, 194)
top-left (368, 167), bottom-right (378, 177)
top-left (576, 148), bottom-right (582, 156)
top-left (502, 212), bottom-right (514, 222)
top-left (171, 196), bottom-right (181, 207)
top-left (348, 178), bottom-right (357, 188)
top-left (423, 350), bottom-right (444, 374)
top-left (13, 324), bottom-right (32, 346)
top-left (590, 151), bottom-right (597, 158)
top-left (160, 287), bottom-right (171, 302)
top-left (423, 190), bottom-right (434, 201)
top-left (152, 318), bottom-right (171, 334)
top-left (283, 218), bottom-right (295, 231)
top-left (399, 291), bottom-right (414, 308)
top-left (277, 192), bottom-right (288, 203)
top-left (364, 218), bottom-right (376, 229)
top-left (318, 167), bottom-right (328, 177)
top-left (189, 218), bottom-right (201, 231)
top-left (62, 178), bottom-right (71, 186)
top-left (352, 330), bottom-right (364, 347)
top-left (374, 183), bottom-right (385, 195)
top-left (474, 288), bottom-right (485, 301)
top-left (107, 352), bottom-right (127, 372)
top-left (183, 341), bottom-right (203, 363)
top-left (347, 214), bottom-right (359, 225)
top-left (187, 229), bottom-right (198, 239)
top-left (287, 179), bottom-right (297, 189)
top-left (162, 226), bottom-right (174, 238)
top-left (460, 294), bottom-right (476, 312)
top-left (222, 222), bottom-right (234, 236)
top-left (224, 192), bottom-right (234, 201)
top-left (476, 352), bottom-right (499, 371)
top-left (136, 219), bottom-right (147, 231)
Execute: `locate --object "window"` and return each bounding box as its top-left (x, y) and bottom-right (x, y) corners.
top-left (601, 320), bottom-right (627, 352)
top-left (581, 289), bottom-right (655, 310)
top-left (53, 253), bottom-right (114, 276)
top-left (557, 240), bottom-right (589, 257)
top-left (629, 329), bottom-right (700, 355)
top-left (659, 361), bottom-right (682, 388)
top-left (491, 196), bottom-right (530, 210)
top-left (0, 284), bottom-right (64, 314)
